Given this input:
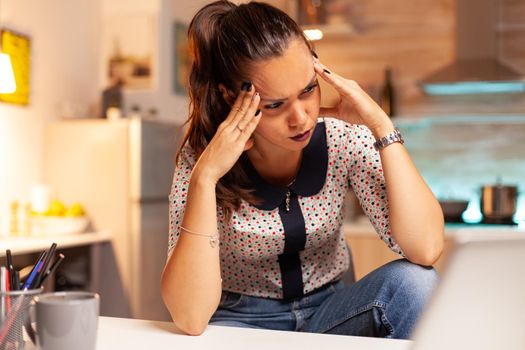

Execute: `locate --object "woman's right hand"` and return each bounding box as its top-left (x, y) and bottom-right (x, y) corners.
top-left (192, 84), bottom-right (261, 184)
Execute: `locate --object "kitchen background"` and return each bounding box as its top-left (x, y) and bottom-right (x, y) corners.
top-left (1, 0), bottom-right (524, 320)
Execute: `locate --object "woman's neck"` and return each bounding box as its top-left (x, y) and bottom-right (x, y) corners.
top-left (246, 146), bottom-right (302, 187)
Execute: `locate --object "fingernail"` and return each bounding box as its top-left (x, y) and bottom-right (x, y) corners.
top-left (323, 69), bottom-right (331, 75)
top-left (311, 51), bottom-right (318, 59)
top-left (255, 109), bottom-right (261, 116)
top-left (241, 81), bottom-right (252, 91)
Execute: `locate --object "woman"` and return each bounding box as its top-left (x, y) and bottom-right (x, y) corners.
top-left (161, 0), bottom-right (444, 338)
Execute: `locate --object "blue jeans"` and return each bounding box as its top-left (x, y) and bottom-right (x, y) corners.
top-left (210, 259), bottom-right (438, 339)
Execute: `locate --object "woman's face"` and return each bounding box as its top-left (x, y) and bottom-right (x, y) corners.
top-left (248, 38), bottom-right (321, 156)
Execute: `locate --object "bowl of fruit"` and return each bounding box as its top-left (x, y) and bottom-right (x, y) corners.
top-left (31, 200), bottom-right (90, 236)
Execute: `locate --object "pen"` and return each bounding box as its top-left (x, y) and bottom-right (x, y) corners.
top-left (40, 253), bottom-right (65, 285)
top-left (23, 260), bottom-right (43, 290)
top-left (5, 269), bottom-right (10, 293)
top-left (23, 252), bottom-right (46, 290)
top-left (12, 270), bottom-right (20, 291)
top-left (6, 250), bottom-right (14, 290)
top-left (34, 243), bottom-right (57, 288)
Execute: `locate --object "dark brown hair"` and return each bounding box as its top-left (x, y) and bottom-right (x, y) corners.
top-left (178, 0), bottom-right (313, 219)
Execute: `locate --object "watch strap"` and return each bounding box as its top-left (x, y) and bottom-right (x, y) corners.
top-left (373, 127), bottom-right (404, 151)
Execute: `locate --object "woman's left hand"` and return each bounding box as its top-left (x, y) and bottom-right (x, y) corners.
top-left (313, 58), bottom-right (393, 138)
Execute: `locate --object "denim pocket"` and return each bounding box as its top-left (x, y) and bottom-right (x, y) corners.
top-left (219, 291), bottom-right (244, 309)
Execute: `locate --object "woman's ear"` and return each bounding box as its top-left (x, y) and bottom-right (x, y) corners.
top-left (218, 84), bottom-right (235, 106)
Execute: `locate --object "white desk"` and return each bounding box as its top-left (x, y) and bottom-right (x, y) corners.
top-left (96, 317), bottom-right (412, 350)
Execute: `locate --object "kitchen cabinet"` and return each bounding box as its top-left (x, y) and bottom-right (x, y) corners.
top-left (344, 218), bottom-right (524, 280)
top-left (345, 230), bottom-right (454, 280)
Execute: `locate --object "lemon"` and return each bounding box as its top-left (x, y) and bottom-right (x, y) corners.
top-left (65, 203), bottom-right (85, 217)
top-left (46, 199), bottom-right (66, 216)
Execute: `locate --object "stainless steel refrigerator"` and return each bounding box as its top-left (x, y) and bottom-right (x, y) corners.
top-left (44, 117), bottom-right (183, 320)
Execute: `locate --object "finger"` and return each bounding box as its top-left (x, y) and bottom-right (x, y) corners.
top-left (236, 92), bottom-right (260, 132)
top-left (239, 108), bottom-right (262, 145)
top-left (231, 89), bottom-right (256, 127)
top-left (228, 84), bottom-right (255, 126)
top-left (313, 60), bottom-right (349, 95)
top-left (223, 82), bottom-right (251, 123)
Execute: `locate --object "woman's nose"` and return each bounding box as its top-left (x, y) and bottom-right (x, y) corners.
top-left (288, 101), bottom-right (308, 128)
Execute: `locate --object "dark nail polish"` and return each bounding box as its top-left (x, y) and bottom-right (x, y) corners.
top-left (241, 81), bottom-right (252, 91)
top-left (323, 69), bottom-right (331, 74)
top-left (255, 109), bottom-right (261, 116)
top-left (312, 51), bottom-right (318, 59)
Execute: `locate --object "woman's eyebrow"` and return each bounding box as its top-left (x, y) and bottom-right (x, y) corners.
top-left (259, 74), bottom-right (317, 102)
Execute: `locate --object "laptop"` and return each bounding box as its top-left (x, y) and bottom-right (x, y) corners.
top-left (411, 235), bottom-right (525, 350)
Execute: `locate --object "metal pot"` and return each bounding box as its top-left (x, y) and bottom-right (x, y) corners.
top-left (480, 184), bottom-right (518, 220)
top-left (439, 200), bottom-right (469, 222)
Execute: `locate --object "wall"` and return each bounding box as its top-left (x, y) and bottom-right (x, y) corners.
top-left (0, 0), bottom-right (101, 226)
top-left (287, 0), bottom-right (456, 114)
top-left (99, 0), bottom-right (179, 122)
top-left (500, 0), bottom-right (525, 77)
top-left (405, 0), bottom-right (525, 115)
top-left (270, 0), bottom-right (525, 116)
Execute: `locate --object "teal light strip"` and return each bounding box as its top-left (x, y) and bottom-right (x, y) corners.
top-left (422, 81), bottom-right (525, 95)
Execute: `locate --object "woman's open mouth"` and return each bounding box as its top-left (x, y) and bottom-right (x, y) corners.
top-left (290, 129), bottom-right (311, 142)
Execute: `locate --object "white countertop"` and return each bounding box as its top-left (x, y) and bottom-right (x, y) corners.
top-left (96, 317), bottom-right (411, 350)
top-left (0, 231), bottom-right (112, 256)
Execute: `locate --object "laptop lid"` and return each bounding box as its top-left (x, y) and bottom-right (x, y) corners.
top-left (411, 238), bottom-right (525, 350)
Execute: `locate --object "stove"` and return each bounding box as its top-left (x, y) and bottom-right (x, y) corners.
top-left (445, 217), bottom-right (518, 226)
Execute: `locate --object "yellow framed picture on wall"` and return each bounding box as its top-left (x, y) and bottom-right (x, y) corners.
top-left (0, 29), bottom-right (31, 105)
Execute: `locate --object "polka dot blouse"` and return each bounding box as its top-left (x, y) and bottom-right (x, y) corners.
top-left (168, 117), bottom-right (403, 299)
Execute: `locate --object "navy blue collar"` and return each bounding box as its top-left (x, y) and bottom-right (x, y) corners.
top-left (241, 122), bottom-right (328, 210)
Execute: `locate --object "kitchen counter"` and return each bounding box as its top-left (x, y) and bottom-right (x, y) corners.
top-left (0, 231), bottom-right (112, 257)
top-left (0, 231), bottom-right (113, 307)
top-left (344, 217), bottom-right (525, 240)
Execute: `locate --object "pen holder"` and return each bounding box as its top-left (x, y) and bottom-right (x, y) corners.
top-left (0, 287), bottom-right (43, 350)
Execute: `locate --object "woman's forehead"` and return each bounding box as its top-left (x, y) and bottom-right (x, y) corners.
top-left (250, 39), bottom-right (314, 100)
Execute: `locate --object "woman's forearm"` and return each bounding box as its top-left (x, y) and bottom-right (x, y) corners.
top-left (161, 170), bottom-right (222, 335)
top-left (374, 125), bottom-right (444, 266)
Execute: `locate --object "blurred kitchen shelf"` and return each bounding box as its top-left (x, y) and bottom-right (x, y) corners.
top-left (0, 230), bottom-right (112, 256)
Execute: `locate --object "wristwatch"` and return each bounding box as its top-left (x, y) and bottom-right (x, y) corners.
top-left (373, 128), bottom-right (404, 151)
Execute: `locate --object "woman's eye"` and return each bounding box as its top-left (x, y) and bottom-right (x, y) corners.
top-left (264, 102), bottom-right (283, 110)
top-left (303, 83), bottom-right (318, 94)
